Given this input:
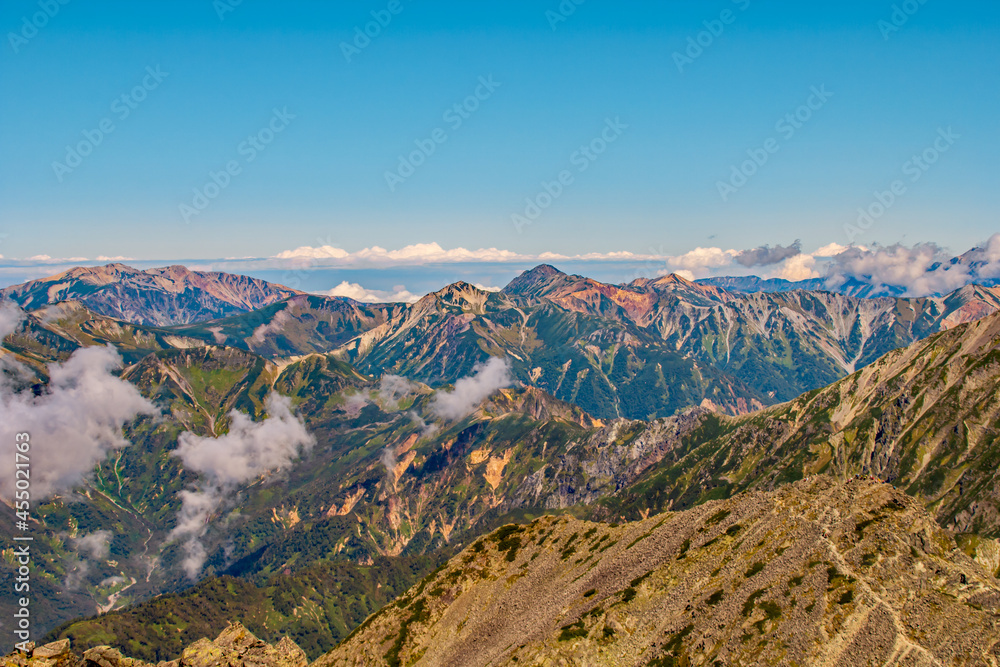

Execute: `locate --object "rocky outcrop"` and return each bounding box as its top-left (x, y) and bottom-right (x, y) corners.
top-left (2, 624), bottom-right (306, 667)
top-left (175, 622), bottom-right (307, 667)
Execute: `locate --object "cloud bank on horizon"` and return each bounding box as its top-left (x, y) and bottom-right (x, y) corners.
top-left (2, 235), bottom-right (999, 300)
top-left (245, 235), bottom-right (1000, 296)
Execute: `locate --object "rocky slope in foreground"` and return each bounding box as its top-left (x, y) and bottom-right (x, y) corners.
top-left (9, 478), bottom-right (1000, 666)
top-left (322, 477), bottom-right (1000, 666)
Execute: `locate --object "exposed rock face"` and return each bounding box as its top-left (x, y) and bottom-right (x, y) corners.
top-left (2, 624), bottom-right (306, 667)
top-left (321, 477), bottom-right (1000, 666)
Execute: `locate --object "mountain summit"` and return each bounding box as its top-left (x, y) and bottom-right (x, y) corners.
top-left (501, 264), bottom-right (567, 296)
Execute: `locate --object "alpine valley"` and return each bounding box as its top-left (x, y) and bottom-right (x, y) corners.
top-left (2, 263), bottom-right (999, 666)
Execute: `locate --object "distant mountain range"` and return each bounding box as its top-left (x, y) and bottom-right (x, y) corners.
top-left (0, 263), bottom-right (302, 326)
top-left (6, 263), bottom-right (1000, 422)
top-left (5, 263), bottom-right (1000, 422)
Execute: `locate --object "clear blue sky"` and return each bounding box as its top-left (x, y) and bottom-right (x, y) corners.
top-left (1, 0), bottom-right (998, 261)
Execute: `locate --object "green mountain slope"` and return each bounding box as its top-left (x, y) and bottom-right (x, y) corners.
top-left (602, 311), bottom-right (1000, 538)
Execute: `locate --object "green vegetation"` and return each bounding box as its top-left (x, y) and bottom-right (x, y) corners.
top-left (50, 555), bottom-right (438, 661)
top-left (558, 620), bottom-right (588, 641)
top-left (385, 598), bottom-right (430, 667)
top-left (742, 589), bottom-right (767, 617)
top-left (705, 509), bottom-right (731, 527)
top-left (493, 524), bottom-right (525, 563)
top-left (677, 538), bottom-right (691, 559)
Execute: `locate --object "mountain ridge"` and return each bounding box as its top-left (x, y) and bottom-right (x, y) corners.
top-left (1, 263), bottom-right (304, 326)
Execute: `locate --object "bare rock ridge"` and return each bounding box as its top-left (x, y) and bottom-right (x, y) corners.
top-left (322, 477), bottom-right (1000, 666)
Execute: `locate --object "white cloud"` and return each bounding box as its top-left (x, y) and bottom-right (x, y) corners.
top-left (0, 345), bottom-right (158, 500)
top-left (168, 393), bottom-right (314, 579)
top-left (667, 247), bottom-right (738, 273)
top-left (322, 281), bottom-right (423, 304)
top-left (275, 245), bottom-right (350, 260)
top-left (250, 307), bottom-right (294, 344)
top-left (963, 233), bottom-right (1000, 280)
top-left (273, 242), bottom-right (673, 268)
top-left (74, 530), bottom-right (112, 560)
top-left (0, 301), bottom-right (24, 340)
top-left (379, 374), bottom-right (419, 410)
top-left (814, 242), bottom-right (850, 257)
top-left (430, 357), bottom-right (513, 421)
top-left (96, 256), bottom-right (134, 262)
top-left (342, 391), bottom-right (370, 417)
top-left (824, 243), bottom-right (972, 296)
top-left (100, 575), bottom-right (128, 588)
top-left (770, 254), bottom-right (819, 281)
top-left (276, 242), bottom-right (522, 265)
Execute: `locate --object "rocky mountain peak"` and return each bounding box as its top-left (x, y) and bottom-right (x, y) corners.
top-left (501, 264), bottom-right (567, 296)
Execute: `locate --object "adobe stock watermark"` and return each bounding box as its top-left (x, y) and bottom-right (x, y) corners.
top-left (213, 0), bottom-right (243, 21)
top-left (511, 117), bottom-right (628, 233)
top-left (673, 0), bottom-right (751, 74)
top-left (12, 432), bottom-right (33, 653)
top-left (717, 84), bottom-right (833, 202)
top-left (51, 66), bottom-right (169, 183)
top-left (546, 0), bottom-right (586, 30)
top-left (385, 75), bottom-right (501, 192)
top-left (878, 0), bottom-right (929, 40)
top-left (341, 0), bottom-right (408, 63)
top-left (7, 0), bottom-right (70, 54)
top-left (844, 126), bottom-right (959, 243)
top-left (179, 107), bottom-right (296, 223)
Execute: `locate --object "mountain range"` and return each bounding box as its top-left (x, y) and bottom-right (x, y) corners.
top-left (8, 262), bottom-right (999, 422)
top-left (2, 262), bottom-right (1000, 663)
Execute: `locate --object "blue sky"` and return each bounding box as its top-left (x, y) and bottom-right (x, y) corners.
top-left (1, 0), bottom-right (999, 268)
